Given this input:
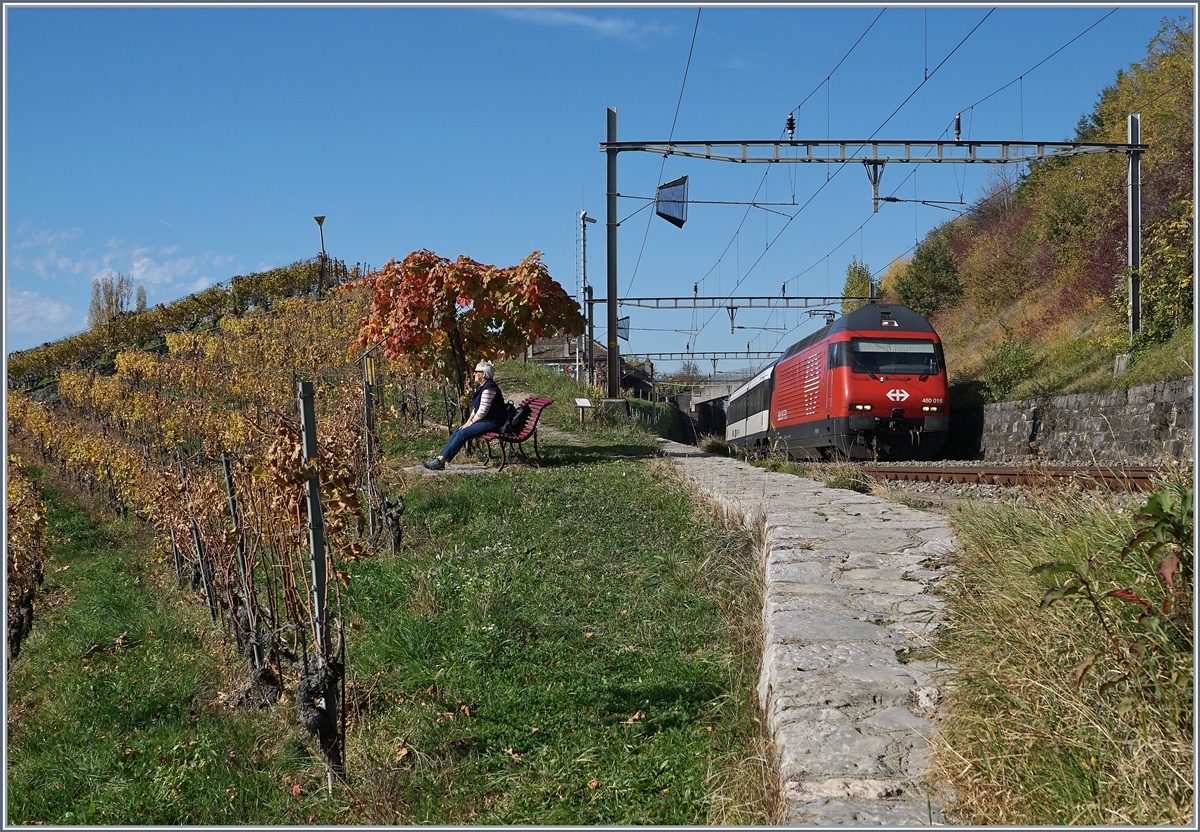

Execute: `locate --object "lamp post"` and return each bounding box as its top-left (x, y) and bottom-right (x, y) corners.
top-left (581, 210), bottom-right (597, 387)
top-left (314, 216), bottom-right (326, 296)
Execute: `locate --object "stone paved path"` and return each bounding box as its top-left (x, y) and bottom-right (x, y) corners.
top-left (658, 439), bottom-right (954, 826)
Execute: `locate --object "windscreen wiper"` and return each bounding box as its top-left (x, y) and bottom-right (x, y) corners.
top-left (852, 356), bottom-right (878, 380)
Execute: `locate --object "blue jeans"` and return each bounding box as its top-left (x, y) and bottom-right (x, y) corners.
top-left (438, 419), bottom-right (501, 462)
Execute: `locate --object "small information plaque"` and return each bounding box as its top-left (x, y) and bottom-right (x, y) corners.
top-left (574, 398), bottom-right (593, 424)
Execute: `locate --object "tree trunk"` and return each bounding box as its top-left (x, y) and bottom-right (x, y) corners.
top-left (448, 328), bottom-right (469, 419)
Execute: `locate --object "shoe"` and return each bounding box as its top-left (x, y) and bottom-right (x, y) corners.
top-left (422, 459), bottom-right (445, 471)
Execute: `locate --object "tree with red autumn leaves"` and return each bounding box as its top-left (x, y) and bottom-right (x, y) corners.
top-left (348, 249), bottom-right (585, 399)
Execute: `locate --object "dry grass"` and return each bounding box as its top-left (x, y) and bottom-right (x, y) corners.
top-left (927, 485), bottom-right (1194, 825)
top-left (940, 286), bottom-right (1130, 399)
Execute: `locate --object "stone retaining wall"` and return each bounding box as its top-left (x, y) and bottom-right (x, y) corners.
top-left (949, 378), bottom-right (1193, 465)
top-left (658, 441), bottom-right (953, 825)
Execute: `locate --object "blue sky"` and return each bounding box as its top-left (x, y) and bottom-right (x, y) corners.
top-left (4, 3), bottom-right (1192, 371)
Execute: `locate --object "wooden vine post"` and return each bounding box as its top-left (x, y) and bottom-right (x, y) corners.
top-left (362, 356), bottom-right (377, 539)
top-left (177, 451), bottom-right (218, 625)
top-left (298, 382), bottom-right (328, 656)
top-left (189, 520), bottom-right (219, 625)
top-left (297, 380), bottom-right (344, 779)
top-left (221, 452), bottom-right (263, 672)
top-left (169, 528), bottom-right (183, 587)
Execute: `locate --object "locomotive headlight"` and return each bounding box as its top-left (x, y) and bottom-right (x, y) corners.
top-left (921, 405), bottom-right (943, 412)
top-left (851, 403), bottom-right (872, 411)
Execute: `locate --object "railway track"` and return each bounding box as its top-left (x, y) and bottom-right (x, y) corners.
top-left (858, 463), bottom-right (1164, 491)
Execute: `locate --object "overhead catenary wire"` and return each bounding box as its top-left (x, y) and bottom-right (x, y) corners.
top-left (691, 7), bottom-right (888, 310)
top-left (701, 10), bottom-right (993, 350)
top-left (787, 7), bottom-right (887, 118)
top-left (783, 7), bottom-right (1118, 311)
top-left (624, 7), bottom-right (702, 298)
top-left (956, 8), bottom-right (1118, 116)
top-left (657, 8), bottom-right (1134, 370)
top-left (618, 193), bottom-right (799, 208)
top-left (760, 13), bottom-right (1138, 356)
top-left (692, 7), bottom-right (997, 349)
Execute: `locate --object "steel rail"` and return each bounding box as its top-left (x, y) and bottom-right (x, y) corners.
top-left (858, 464), bottom-right (1163, 491)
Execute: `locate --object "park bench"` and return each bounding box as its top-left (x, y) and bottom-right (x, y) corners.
top-left (482, 397), bottom-right (552, 472)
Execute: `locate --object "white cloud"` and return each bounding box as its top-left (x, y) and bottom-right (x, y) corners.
top-left (5, 290), bottom-right (83, 338)
top-left (494, 8), bottom-right (674, 47)
top-left (185, 274), bottom-right (220, 294)
top-left (127, 247), bottom-right (198, 285)
top-left (718, 55), bottom-right (759, 71)
top-left (8, 227), bottom-right (89, 279)
top-left (10, 227), bottom-right (235, 291)
top-left (12, 227), bottom-right (82, 251)
top-left (7, 226), bottom-right (239, 343)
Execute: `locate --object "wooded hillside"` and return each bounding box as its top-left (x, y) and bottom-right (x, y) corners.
top-left (880, 19), bottom-right (1193, 402)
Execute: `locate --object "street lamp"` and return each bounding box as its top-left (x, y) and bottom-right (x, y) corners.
top-left (581, 210), bottom-right (597, 386)
top-left (314, 216), bottom-right (326, 296)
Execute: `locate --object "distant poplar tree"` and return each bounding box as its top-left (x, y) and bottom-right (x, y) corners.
top-left (87, 272), bottom-right (134, 328)
top-left (841, 256), bottom-right (872, 315)
top-left (135, 285), bottom-right (147, 313)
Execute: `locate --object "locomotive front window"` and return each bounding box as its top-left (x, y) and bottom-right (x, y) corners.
top-left (846, 338), bottom-right (940, 375)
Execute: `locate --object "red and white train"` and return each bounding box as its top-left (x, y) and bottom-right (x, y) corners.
top-left (725, 303), bottom-right (949, 460)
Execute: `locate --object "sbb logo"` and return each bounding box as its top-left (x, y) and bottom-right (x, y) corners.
top-left (886, 389), bottom-right (910, 402)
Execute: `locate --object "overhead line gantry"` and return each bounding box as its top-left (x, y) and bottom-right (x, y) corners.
top-left (625, 352), bottom-right (782, 361)
top-left (591, 295), bottom-right (868, 309)
top-left (600, 107), bottom-right (1148, 397)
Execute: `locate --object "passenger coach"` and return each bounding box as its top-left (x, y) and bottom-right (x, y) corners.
top-left (725, 303), bottom-right (948, 461)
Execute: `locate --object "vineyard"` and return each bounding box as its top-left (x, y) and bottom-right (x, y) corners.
top-left (6, 456), bottom-right (47, 663)
top-left (4, 259), bottom-right (768, 825)
top-left (6, 255), bottom-right (361, 387)
top-left (10, 285), bottom-right (406, 777)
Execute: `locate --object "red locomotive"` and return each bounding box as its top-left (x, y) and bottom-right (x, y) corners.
top-left (725, 303), bottom-right (948, 460)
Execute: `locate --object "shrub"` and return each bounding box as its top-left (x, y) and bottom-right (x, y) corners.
top-left (980, 322), bottom-right (1034, 402)
top-left (1031, 479), bottom-right (1193, 728)
top-left (698, 434), bottom-right (731, 456)
top-left (1138, 200), bottom-right (1194, 344)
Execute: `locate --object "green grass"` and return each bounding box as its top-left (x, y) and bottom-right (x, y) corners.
top-left (929, 479), bottom-right (1194, 825)
top-left (341, 455), bottom-right (773, 823)
top-left (626, 397), bottom-right (675, 439)
top-left (1119, 325), bottom-right (1194, 391)
top-left (748, 454), bottom-right (872, 494)
top-left (697, 434), bottom-right (732, 456)
top-left (7, 382), bottom-right (777, 825)
top-left (5, 479), bottom-right (305, 825)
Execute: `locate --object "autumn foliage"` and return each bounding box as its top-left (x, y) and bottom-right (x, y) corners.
top-left (881, 19), bottom-right (1193, 397)
top-left (349, 250), bottom-right (586, 397)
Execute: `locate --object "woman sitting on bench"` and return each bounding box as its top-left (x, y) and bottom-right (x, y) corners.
top-left (423, 361), bottom-right (503, 471)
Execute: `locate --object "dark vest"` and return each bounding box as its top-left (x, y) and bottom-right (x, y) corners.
top-left (471, 378), bottom-right (503, 422)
